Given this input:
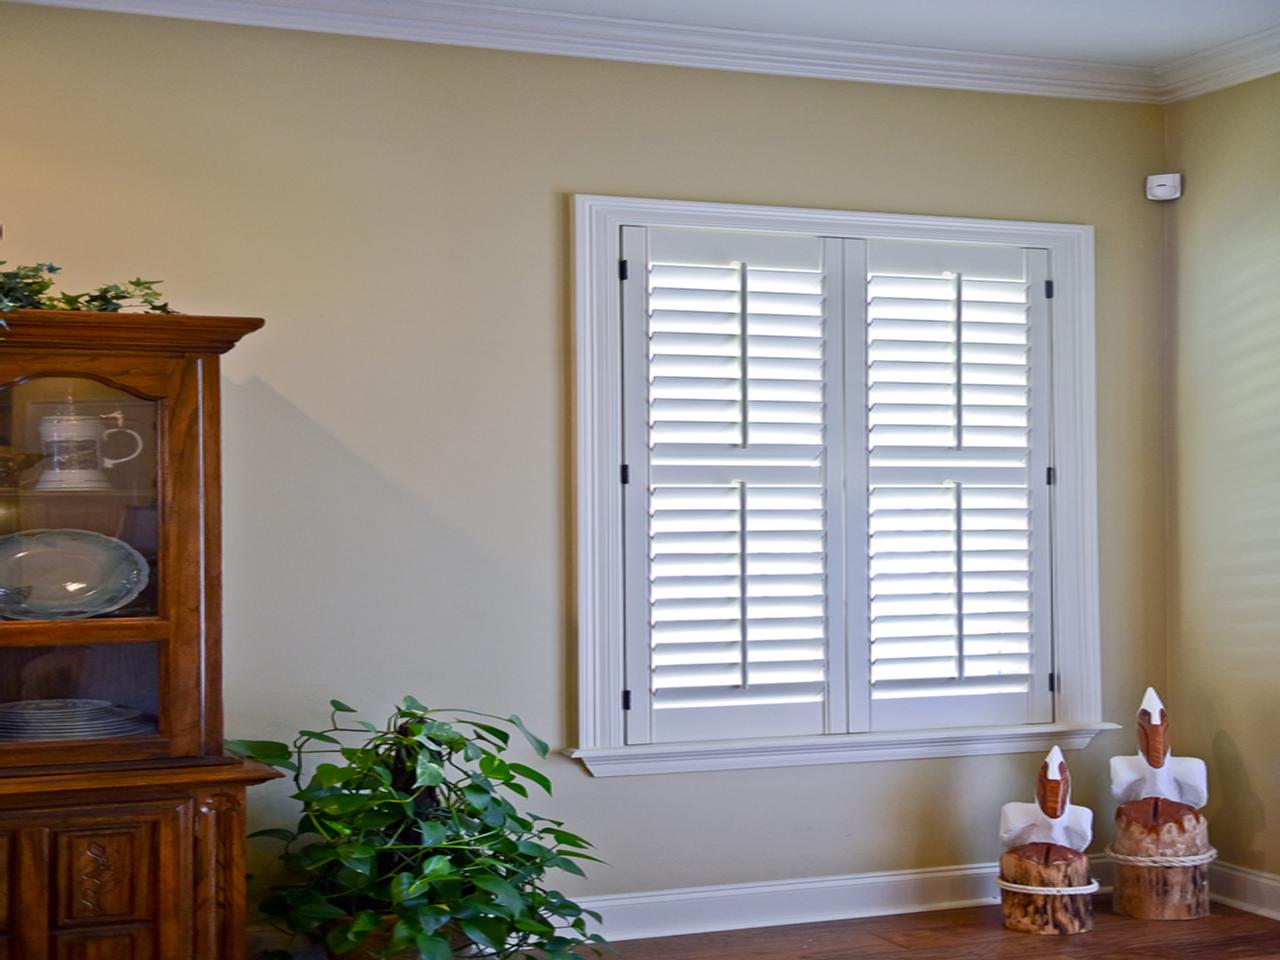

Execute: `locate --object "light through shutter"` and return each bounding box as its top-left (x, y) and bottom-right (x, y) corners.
top-left (862, 239), bottom-right (1052, 731)
top-left (622, 228), bottom-right (842, 744)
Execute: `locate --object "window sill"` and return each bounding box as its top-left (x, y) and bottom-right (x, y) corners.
top-left (570, 722), bottom-right (1119, 777)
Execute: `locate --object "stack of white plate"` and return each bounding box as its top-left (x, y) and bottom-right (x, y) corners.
top-left (0, 698), bottom-right (155, 741)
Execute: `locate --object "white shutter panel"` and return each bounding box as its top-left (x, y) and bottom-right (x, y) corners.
top-left (622, 227), bottom-right (845, 744)
top-left (861, 239), bottom-right (1053, 731)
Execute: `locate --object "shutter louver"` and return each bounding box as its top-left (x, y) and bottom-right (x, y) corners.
top-left (863, 240), bottom-right (1052, 731)
top-left (628, 229), bottom-right (838, 744)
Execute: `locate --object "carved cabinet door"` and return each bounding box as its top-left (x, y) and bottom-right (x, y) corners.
top-left (1, 799), bottom-right (191, 960)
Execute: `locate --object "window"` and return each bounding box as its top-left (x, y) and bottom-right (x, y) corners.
top-left (575, 197), bottom-right (1109, 776)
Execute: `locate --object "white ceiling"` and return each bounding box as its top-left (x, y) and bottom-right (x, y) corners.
top-left (15, 0), bottom-right (1280, 101)
top-left (489, 0), bottom-right (1280, 67)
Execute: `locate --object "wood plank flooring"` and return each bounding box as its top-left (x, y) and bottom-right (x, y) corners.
top-left (614, 899), bottom-right (1280, 959)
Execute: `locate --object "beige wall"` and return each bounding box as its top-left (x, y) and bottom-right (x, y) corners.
top-left (1167, 72), bottom-right (1280, 875)
top-left (2, 3), bottom-right (1171, 895)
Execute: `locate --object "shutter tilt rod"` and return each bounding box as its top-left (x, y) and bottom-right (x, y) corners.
top-left (738, 480), bottom-right (750, 689)
top-left (952, 275), bottom-right (966, 672)
top-left (738, 261), bottom-right (750, 448)
top-left (955, 482), bottom-right (966, 680)
top-left (954, 272), bottom-right (964, 451)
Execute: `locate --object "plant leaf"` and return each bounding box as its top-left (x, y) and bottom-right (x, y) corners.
top-left (549, 855), bottom-right (587, 878)
top-left (419, 853), bottom-right (452, 879)
top-left (414, 754), bottom-right (444, 788)
top-left (508, 762), bottom-right (552, 795)
top-left (226, 739), bottom-right (293, 764)
top-left (417, 820), bottom-right (447, 846)
top-left (415, 934), bottom-right (453, 960)
top-left (457, 919), bottom-right (502, 952)
top-left (390, 871), bottom-right (415, 904)
top-left (508, 714), bottom-right (550, 757)
top-left (317, 795), bottom-right (368, 815)
top-left (464, 721), bottom-right (511, 746)
top-left (473, 874), bottom-right (525, 917)
top-left (298, 729), bottom-right (341, 744)
top-left (291, 892), bottom-right (347, 924)
top-left (350, 909), bottom-right (382, 934)
top-left (330, 699), bottom-right (358, 713)
top-left (462, 784), bottom-right (491, 810)
top-left (548, 828), bottom-right (591, 848)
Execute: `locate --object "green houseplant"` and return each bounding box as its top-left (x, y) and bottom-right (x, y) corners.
top-left (228, 698), bottom-right (607, 960)
top-left (0, 261), bottom-right (176, 315)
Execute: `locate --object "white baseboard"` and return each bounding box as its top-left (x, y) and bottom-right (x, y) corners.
top-left (578, 862), bottom-right (1003, 941)
top-left (248, 866), bottom-right (1006, 950)
top-left (1210, 862), bottom-right (1280, 921)
top-left (579, 857), bottom-right (1279, 942)
top-left (247, 858), bottom-right (1279, 948)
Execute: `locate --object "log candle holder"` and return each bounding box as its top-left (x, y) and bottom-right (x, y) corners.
top-left (1110, 797), bottom-right (1216, 920)
top-left (1108, 688), bottom-right (1215, 920)
top-left (997, 746), bottom-right (1096, 935)
top-left (998, 842), bottom-right (1096, 935)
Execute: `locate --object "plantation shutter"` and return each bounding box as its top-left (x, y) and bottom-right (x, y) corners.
top-left (621, 227), bottom-right (846, 744)
top-left (616, 226), bottom-right (1057, 744)
top-left (860, 239), bottom-right (1053, 731)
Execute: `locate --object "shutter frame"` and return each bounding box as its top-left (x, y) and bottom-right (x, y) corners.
top-left (623, 227), bottom-right (843, 745)
top-left (862, 240), bottom-right (1054, 731)
top-left (621, 225), bottom-right (655, 744)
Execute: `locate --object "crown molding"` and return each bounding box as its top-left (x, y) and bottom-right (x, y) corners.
top-left (0, 309), bottom-right (264, 355)
top-left (11, 0), bottom-right (1280, 103)
top-left (1155, 23), bottom-right (1280, 102)
top-left (9, 0), bottom-right (1161, 101)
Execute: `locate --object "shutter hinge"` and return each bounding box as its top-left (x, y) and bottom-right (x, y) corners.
top-left (619, 259), bottom-right (629, 281)
top-left (1049, 673), bottom-right (1057, 693)
top-left (1045, 279), bottom-right (1055, 299)
top-left (622, 689), bottom-right (632, 710)
top-left (1046, 465), bottom-right (1057, 485)
top-left (620, 463), bottom-right (630, 484)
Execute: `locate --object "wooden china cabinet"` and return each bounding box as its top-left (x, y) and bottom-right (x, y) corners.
top-left (0, 310), bottom-right (279, 960)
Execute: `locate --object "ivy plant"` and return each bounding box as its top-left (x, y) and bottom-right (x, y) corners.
top-left (228, 698), bottom-right (607, 960)
top-left (0, 261), bottom-right (176, 315)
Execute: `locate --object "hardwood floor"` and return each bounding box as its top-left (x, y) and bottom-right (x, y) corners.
top-left (614, 899), bottom-right (1280, 959)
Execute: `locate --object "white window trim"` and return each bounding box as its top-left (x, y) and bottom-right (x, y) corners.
top-left (572, 194), bottom-right (1114, 777)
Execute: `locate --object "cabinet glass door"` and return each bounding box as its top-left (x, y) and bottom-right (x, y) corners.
top-left (0, 377), bottom-right (159, 621)
top-left (0, 365), bottom-right (188, 764)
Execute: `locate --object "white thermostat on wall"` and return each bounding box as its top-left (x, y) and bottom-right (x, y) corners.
top-left (1146, 173), bottom-right (1183, 201)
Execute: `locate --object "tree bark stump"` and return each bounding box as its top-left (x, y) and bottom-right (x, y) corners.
top-left (1112, 797), bottom-right (1211, 920)
top-left (999, 842), bottom-right (1093, 935)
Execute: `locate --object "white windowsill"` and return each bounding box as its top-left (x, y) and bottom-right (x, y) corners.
top-left (570, 722), bottom-right (1119, 777)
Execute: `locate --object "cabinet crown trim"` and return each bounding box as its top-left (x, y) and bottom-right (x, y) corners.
top-left (1, 310), bottom-right (264, 355)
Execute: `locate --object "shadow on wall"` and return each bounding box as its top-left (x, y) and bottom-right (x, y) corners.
top-left (219, 374), bottom-right (572, 900)
top-left (216, 373), bottom-right (552, 770)
top-left (1185, 683), bottom-right (1268, 870)
top-left (1210, 728), bottom-right (1268, 870)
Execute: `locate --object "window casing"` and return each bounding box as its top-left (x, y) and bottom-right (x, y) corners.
top-left (574, 196), bottom-right (1110, 776)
